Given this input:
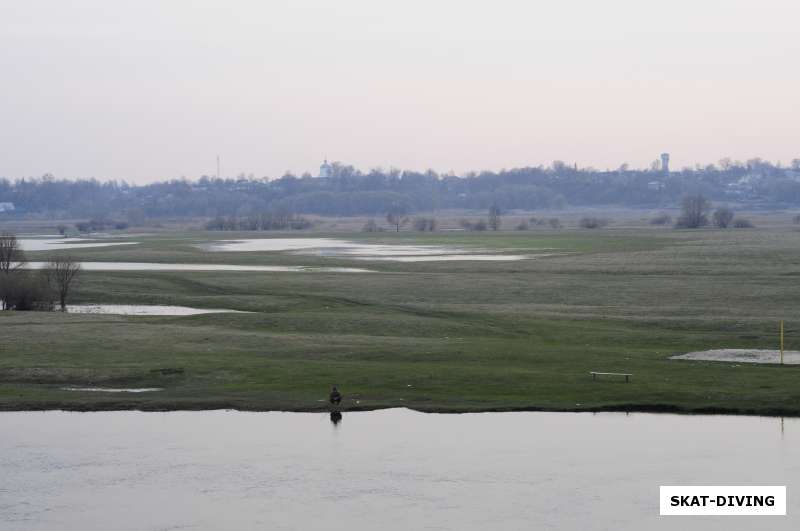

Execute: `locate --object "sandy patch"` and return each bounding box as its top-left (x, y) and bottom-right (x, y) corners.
top-left (671, 349), bottom-right (800, 365)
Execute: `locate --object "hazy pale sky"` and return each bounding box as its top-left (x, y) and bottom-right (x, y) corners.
top-left (1, 0), bottom-right (799, 182)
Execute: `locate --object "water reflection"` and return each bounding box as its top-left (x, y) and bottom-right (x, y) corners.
top-left (330, 411), bottom-right (342, 426)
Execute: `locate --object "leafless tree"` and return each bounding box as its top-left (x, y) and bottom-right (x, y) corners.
top-left (0, 232), bottom-right (26, 275)
top-left (488, 204), bottom-right (502, 231)
top-left (386, 205), bottom-right (409, 232)
top-left (675, 195), bottom-right (710, 229)
top-left (44, 255), bottom-right (81, 311)
top-left (0, 232), bottom-right (27, 310)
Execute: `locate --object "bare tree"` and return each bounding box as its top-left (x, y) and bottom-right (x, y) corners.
top-left (0, 232), bottom-right (26, 276)
top-left (386, 204), bottom-right (409, 232)
top-left (0, 232), bottom-right (27, 310)
top-left (712, 207), bottom-right (735, 228)
top-left (44, 255), bottom-right (81, 311)
top-left (488, 204), bottom-right (502, 231)
top-left (675, 195), bottom-right (710, 229)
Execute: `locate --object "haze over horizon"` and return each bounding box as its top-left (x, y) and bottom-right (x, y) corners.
top-left (2, 0), bottom-right (798, 183)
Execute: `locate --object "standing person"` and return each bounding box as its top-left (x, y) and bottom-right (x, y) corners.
top-left (329, 386), bottom-right (342, 406)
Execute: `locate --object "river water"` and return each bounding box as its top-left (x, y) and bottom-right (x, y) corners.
top-left (1, 409), bottom-right (796, 530)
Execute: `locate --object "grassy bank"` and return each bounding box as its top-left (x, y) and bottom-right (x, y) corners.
top-left (2, 228), bottom-right (800, 415)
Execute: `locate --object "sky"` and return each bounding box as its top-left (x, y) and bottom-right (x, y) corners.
top-left (1, 0), bottom-right (799, 183)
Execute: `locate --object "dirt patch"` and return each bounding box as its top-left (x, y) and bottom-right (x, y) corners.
top-left (671, 349), bottom-right (800, 365)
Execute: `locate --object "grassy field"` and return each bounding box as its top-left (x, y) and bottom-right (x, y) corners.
top-left (1, 224), bottom-right (800, 415)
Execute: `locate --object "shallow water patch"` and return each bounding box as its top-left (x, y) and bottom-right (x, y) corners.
top-left (61, 387), bottom-right (163, 393)
top-left (66, 304), bottom-right (246, 316)
top-left (672, 348), bottom-right (800, 364)
top-left (203, 237), bottom-right (539, 262)
top-left (26, 262), bottom-right (373, 273)
top-left (18, 238), bottom-right (139, 251)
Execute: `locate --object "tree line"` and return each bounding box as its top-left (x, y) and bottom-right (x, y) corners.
top-left (1, 157), bottom-right (799, 220)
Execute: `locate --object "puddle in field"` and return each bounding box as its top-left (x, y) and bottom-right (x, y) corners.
top-left (672, 348), bottom-right (800, 364)
top-left (61, 387), bottom-right (163, 393)
top-left (17, 238), bottom-right (139, 251)
top-left (353, 253), bottom-right (550, 262)
top-left (25, 262), bottom-right (373, 273)
top-left (203, 238), bottom-right (535, 262)
top-left (67, 304), bottom-right (245, 316)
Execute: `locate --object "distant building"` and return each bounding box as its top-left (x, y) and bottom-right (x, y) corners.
top-left (0, 202), bottom-right (14, 212)
top-left (647, 181), bottom-right (664, 191)
top-left (318, 159), bottom-right (332, 178)
top-left (660, 153), bottom-right (670, 174)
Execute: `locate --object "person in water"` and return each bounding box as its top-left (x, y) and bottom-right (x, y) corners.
top-left (329, 386), bottom-right (342, 405)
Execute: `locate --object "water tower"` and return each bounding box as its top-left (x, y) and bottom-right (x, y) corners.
top-left (319, 159), bottom-right (332, 178)
top-left (660, 153), bottom-right (670, 174)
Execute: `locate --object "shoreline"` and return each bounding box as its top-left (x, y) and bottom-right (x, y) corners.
top-left (2, 402), bottom-right (798, 418)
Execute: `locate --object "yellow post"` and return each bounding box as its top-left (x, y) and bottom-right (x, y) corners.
top-left (780, 320), bottom-right (784, 365)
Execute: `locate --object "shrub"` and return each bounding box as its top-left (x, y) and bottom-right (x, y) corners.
top-left (362, 219), bottom-right (384, 232)
top-left (733, 218), bottom-right (754, 228)
top-left (412, 217), bottom-right (437, 232)
top-left (0, 272), bottom-right (53, 311)
top-left (548, 218), bottom-right (562, 229)
top-left (459, 219), bottom-right (488, 231)
top-left (205, 211), bottom-right (311, 231)
top-left (649, 214), bottom-right (672, 226)
top-left (712, 207), bottom-right (735, 228)
top-left (579, 217), bottom-right (609, 229)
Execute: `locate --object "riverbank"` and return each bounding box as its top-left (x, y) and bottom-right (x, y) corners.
top-left (3, 401), bottom-right (800, 417)
top-left (2, 229), bottom-right (800, 418)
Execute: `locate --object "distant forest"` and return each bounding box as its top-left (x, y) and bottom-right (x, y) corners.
top-left (2, 158), bottom-right (800, 220)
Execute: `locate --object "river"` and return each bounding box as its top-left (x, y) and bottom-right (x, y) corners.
top-left (1, 409), bottom-right (796, 530)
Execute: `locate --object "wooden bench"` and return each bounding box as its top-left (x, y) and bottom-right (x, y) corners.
top-left (590, 371), bottom-right (632, 383)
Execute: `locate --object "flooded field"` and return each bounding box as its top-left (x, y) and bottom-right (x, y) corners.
top-left (26, 262), bottom-right (373, 273)
top-left (355, 253), bottom-right (540, 262)
top-left (17, 238), bottom-right (139, 252)
top-left (0, 409), bottom-right (796, 531)
top-left (203, 237), bottom-right (534, 261)
top-left (61, 387), bottom-right (163, 393)
top-left (66, 304), bottom-right (244, 316)
top-left (672, 349), bottom-right (800, 365)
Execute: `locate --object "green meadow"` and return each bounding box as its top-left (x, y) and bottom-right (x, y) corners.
top-left (1, 226), bottom-right (799, 415)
